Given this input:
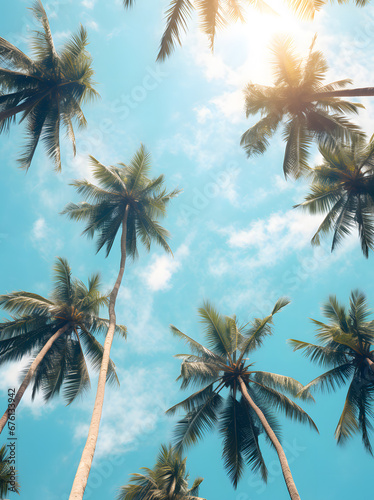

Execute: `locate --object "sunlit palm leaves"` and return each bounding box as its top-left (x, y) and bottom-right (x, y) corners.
top-left (124, 0), bottom-right (274, 61)
top-left (117, 444), bottom-right (204, 500)
top-left (296, 135), bottom-right (374, 257)
top-left (241, 36), bottom-right (363, 178)
top-left (62, 144), bottom-right (180, 257)
top-left (287, 0), bottom-right (370, 21)
top-left (289, 290), bottom-right (374, 453)
top-left (0, 444), bottom-right (19, 497)
top-left (0, 257), bottom-right (124, 404)
top-left (0, 0), bottom-right (98, 171)
top-left (168, 299), bottom-right (317, 488)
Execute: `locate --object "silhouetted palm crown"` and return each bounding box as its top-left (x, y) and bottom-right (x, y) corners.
top-left (0, 0), bottom-right (98, 171)
top-left (124, 0), bottom-right (274, 61)
top-left (296, 136), bottom-right (374, 257)
top-left (168, 300), bottom-right (316, 488)
top-left (117, 444), bottom-right (204, 500)
top-left (0, 258), bottom-right (123, 403)
top-left (62, 145), bottom-right (180, 257)
top-left (290, 291), bottom-right (374, 453)
top-left (241, 37), bottom-right (362, 178)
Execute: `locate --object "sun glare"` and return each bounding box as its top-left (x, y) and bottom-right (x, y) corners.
top-left (212, 0), bottom-right (318, 85)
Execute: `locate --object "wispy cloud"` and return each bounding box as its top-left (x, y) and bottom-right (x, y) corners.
top-left (30, 217), bottom-right (63, 259)
top-left (73, 366), bottom-right (175, 459)
top-left (81, 0), bottom-right (96, 9)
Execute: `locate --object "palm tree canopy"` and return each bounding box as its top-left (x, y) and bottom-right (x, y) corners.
top-left (117, 444), bottom-right (205, 500)
top-left (168, 299), bottom-right (317, 488)
top-left (241, 36), bottom-right (363, 178)
top-left (289, 290), bottom-right (374, 453)
top-left (124, 0), bottom-right (275, 61)
top-left (287, 0), bottom-right (370, 21)
top-left (0, 444), bottom-right (20, 497)
top-left (62, 144), bottom-right (180, 258)
top-left (0, 0), bottom-right (99, 171)
top-left (0, 257), bottom-right (125, 404)
top-left (296, 135), bottom-right (374, 257)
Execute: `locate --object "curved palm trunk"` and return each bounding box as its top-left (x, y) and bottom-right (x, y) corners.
top-left (238, 376), bottom-right (301, 500)
top-left (0, 323), bottom-right (69, 435)
top-left (69, 205), bottom-right (129, 500)
top-left (366, 357), bottom-right (374, 372)
top-left (316, 88), bottom-right (374, 98)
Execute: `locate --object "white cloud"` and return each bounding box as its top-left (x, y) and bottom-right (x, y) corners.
top-left (223, 210), bottom-right (323, 256)
top-left (211, 90), bottom-right (245, 124)
top-left (31, 217), bottom-right (48, 241)
top-left (86, 20), bottom-right (99, 31)
top-left (73, 366), bottom-right (174, 459)
top-left (115, 286), bottom-right (170, 353)
top-left (140, 243), bottom-right (190, 292)
top-left (194, 106), bottom-right (213, 124)
top-left (30, 217), bottom-right (63, 259)
top-left (81, 0), bottom-right (96, 8)
top-left (208, 208), bottom-right (359, 313)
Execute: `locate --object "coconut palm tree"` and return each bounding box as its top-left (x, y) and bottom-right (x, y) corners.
top-left (62, 145), bottom-right (179, 500)
top-left (295, 135), bottom-right (374, 257)
top-left (287, 0), bottom-right (371, 21)
top-left (241, 36), bottom-right (365, 178)
top-left (0, 444), bottom-right (20, 497)
top-left (0, 257), bottom-right (123, 434)
top-left (117, 444), bottom-right (205, 500)
top-left (0, 0), bottom-right (99, 171)
top-left (168, 299), bottom-right (317, 500)
top-left (123, 0), bottom-right (274, 61)
top-left (289, 290), bottom-right (374, 453)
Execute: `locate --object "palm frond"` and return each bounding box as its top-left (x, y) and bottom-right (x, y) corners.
top-left (173, 390), bottom-right (224, 451)
top-left (157, 0), bottom-right (194, 62)
top-left (198, 301), bottom-right (232, 360)
top-left (252, 371), bottom-right (314, 401)
top-left (252, 380), bottom-right (318, 431)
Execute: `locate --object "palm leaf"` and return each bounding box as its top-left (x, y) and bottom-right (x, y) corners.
top-left (157, 0), bottom-right (194, 62)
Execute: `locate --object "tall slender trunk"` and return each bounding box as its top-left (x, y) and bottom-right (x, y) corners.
top-left (0, 323), bottom-right (69, 435)
top-left (69, 206), bottom-right (129, 500)
top-left (316, 88), bottom-right (374, 98)
top-left (238, 376), bottom-right (301, 500)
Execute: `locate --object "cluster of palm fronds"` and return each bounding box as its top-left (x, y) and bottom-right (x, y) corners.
top-left (241, 37), bottom-right (374, 257)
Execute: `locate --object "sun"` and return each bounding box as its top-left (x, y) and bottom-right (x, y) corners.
top-left (211, 0), bottom-right (318, 85)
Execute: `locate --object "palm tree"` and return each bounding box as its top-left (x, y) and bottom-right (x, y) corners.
top-left (287, 0), bottom-right (371, 21)
top-left (289, 290), bottom-right (374, 453)
top-left (168, 299), bottom-right (317, 500)
top-left (0, 257), bottom-right (123, 434)
top-left (0, 0), bottom-right (99, 171)
top-left (0, 444), bottom-right (20, 497)
top-left (241, 36), bottom-right (365, 178)
top-left (123, 0), bottom-right (274, 61)
top-left (62, 145), bottom-right (179, 500)
top-left (117, 444), bottom-right (205, 500)
top-left (295, 136), bottom-right (374, 258)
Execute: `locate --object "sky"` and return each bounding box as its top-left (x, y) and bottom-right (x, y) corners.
top-left (1, 0), bottom-right (374, 499)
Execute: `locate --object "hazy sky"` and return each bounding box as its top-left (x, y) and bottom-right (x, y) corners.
top-left (1, 1), bottom-right (374, 499)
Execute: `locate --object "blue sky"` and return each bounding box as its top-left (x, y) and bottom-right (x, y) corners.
top-left (1, 0), bottom-right (374, 499)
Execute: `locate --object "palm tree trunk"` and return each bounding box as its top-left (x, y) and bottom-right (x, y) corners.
top-left (365, 357), bottom-right (374, 372)
top-left (0, 323), bottom-right (69, 435)
top-left (69, 205), bottom-right (129, 500)
top-left (238, 376), bottom-right (301, 500)
top-left (316, 88), bottom-right (374, 98)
